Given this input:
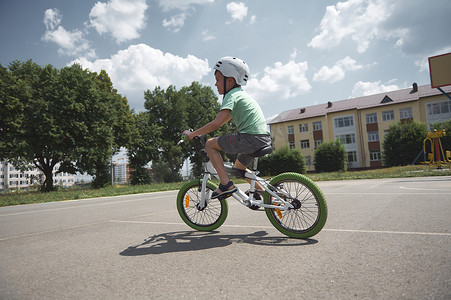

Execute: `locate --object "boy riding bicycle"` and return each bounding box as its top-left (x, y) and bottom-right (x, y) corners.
top-left (182, 57), bottom-right (271, 199)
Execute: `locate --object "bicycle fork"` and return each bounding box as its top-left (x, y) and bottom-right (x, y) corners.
top-left (197, 173), bottom-right (211, 210)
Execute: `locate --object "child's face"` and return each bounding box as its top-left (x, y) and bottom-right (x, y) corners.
top-left (214, 71), bottom-right (225, 95)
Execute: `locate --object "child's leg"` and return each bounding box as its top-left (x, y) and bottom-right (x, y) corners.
top-left (233, 159), bottom-right (264, 191)
top-left (205, 137), bottom-right (234, 190)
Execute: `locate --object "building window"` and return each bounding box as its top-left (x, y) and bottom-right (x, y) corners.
top-left (300, 140), bottom-right (310, 149)
top-left (305, 156), bottom-right (311, 166)
top-left (288, 125), bottom-right (294, 134)
top-left (368, 131), bottom-right (379, 142)
top-left (369, 151), bottom-right (382, 161)
top-left (366, 113), bottom-right (377, 124)
top-left (382, 110), bottom-right (395, 121)
top-left (289, 141), bottom-right (295, 149)
top-left (336, 134), bottom-right (356, 144)
top-left (314, 139), bottom-right (323, 149)
top-left (312, 121), bottom-right (322, 131)
top-left (334, 116), bottom-right (354, 128)
top-left (399, 107), bottom-right (413, 119)
top-left (347, 151), bottom-right (357, 162)
top-left (427, 101), bottom-right (451, 115)
top-left (299, 123), bottom-right (308, 132)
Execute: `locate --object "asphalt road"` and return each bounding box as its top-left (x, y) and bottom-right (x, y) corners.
top-left (0, 176), bottom-right (450, 299)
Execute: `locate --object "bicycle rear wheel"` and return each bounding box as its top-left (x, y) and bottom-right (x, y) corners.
top-left (264, 173), bottom-right (327, 239)
top-left (176, 180), bottom-right (228, 231)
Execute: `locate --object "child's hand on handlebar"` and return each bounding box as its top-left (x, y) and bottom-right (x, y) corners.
top-left (181, 129), bottom-right (193, 140)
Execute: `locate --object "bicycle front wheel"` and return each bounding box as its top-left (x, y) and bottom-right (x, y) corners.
top-left (176, 180), bottom-right (228, 231)
top-left (264, 173), bottom-right (327, 239)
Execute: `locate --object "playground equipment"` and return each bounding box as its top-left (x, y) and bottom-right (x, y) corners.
top-left (422, 129), bottom-right (451, 169)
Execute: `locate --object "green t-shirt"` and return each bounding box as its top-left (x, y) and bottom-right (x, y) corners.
top-left (220, 87), bottom-right (269, 135)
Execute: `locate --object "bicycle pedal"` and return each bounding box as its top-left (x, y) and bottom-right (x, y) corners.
top-left (218, 193), bottom-right (233, 201)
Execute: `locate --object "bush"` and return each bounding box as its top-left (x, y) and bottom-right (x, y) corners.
top-left (258, 146), bottom-right (306, 176)
top-left (383, 120), bottom-right (427, 166)
top-left (151, 161), bottom-right (182, 183)
top-left (129, 167), bottom-right (152, 185)
top-left (314, 140), bottom-right (346, 172)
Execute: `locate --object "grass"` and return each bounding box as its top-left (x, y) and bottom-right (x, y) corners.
top-left (1, 165), bottom-right (450, 207)
top-left (307, 165), bottom-right (451, 181)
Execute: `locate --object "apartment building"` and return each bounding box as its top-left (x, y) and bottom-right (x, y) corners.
top-left (0, 161), bottom-right (75, 191)
top-left (113, 162), bottom-right (129, 184)
top-left (268, 83), bottom-right (451, 170)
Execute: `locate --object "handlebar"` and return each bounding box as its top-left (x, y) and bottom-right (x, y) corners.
top-left (178, 133), bottom-right (210, 162)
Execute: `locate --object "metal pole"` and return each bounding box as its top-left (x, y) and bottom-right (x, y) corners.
top-left (437, 87), bottom-right (451, 100)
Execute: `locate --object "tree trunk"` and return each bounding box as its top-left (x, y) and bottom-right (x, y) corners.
top-left (41, 165), bottom-right (55, 192)
top-left (35, 156), bottom-right (57, 192)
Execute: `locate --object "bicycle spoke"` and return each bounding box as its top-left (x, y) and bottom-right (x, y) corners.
top-left (180, 185), bottom-right (224, 227)
top-left (270, 179), bottom-right (321, 233)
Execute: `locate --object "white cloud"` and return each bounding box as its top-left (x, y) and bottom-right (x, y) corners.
top-left (246, 60), bottom-right (311, 103)
top-left (202, 30), bottom-right (215, 41)
top-left (43, 8), bottom-right (62, 30)
top-left (380, 0), bottom-right (451, 55)
top-left (158, 0), bottom-right (214, 11)
top-left (351, 80), bottom-right (399, 98)
top-left (71, 44), bottom-right (211, 108)
top-left (226, 2), bottom-right (248, 22)
top-left (249, 15), bottom-right (256, 24)
top-left (314, 65), bottom-right (345, 83)
top-left (162, 13), bottom-right (187, 32)
top-left (42, 9), bottom-right (95, 58)
top-left (89, 0), bottom-right (148, 43)
top-left (309, 0), bottom-right (451, 56)
top-left (159, 0), bottom-right (214, 33)
top-left (309, 0), bottom-right (392, 53)
top-left (414, 46), bottom-right (451, 73)
top-left (289, 48), bottom-right (298, 60)
top-left (314, 56), bottom-right (362, 83)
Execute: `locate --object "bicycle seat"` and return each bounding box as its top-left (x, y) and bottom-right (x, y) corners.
top-left (251, 145), bottom-right (273, 157)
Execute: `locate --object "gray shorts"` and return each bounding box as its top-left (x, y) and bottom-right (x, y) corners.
top-left (217, 133), bottom-right (272, 166)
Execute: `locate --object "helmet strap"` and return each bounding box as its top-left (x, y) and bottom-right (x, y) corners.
top-left (222, 77), bottom-right (240, 99)
top-left (223, 76), bottom-right (227, 100)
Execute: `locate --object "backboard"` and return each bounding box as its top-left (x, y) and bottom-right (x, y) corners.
top-left (428, 52), bottom-right (451, 88)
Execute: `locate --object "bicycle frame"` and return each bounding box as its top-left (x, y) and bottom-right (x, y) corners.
top-left (198, 159), bottom-right (295, 212)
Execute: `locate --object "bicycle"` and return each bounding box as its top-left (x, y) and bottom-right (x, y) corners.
top-left (176, 135), bottom-right (328, 239)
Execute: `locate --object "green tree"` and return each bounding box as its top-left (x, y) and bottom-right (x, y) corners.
top-left (0, 64), bottom-right (27, 161)
top-left (383, 120), bottom-right (427, 166)
top-left (258, 146), bottom-right (305, 176)
top-left (0, 60), bottom-right (133, 191)
top-left (128, 112), bottom-right (161, 185)
top-left (314, 140), bottom-right (347, 172)
top-left (0, 60), bottom-right (77, 191)
top-left (144, 85), bottom-right (187, 182)
top-left (89, 70), bottom-right (134, 188)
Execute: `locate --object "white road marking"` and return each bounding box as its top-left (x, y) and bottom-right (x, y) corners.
top-left (399, 186), bottom-right (451, 191)
top-left (0, 194), bottom-right (174, 217)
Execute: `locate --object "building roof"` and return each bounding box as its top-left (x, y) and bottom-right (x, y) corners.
top-left (268, 83), bottom-right (451, 125)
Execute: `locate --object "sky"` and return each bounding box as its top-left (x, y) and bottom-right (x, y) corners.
top-left (1, 0), bottom-right (451, 123)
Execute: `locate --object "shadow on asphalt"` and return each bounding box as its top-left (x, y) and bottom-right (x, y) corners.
top-left (120, 230), bottom-right (317, 256)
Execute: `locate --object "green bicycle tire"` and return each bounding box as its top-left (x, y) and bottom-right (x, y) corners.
top-left (176, 179), bottom-right (228, 231)
top-left (264, 172), bottom-right (328, 239)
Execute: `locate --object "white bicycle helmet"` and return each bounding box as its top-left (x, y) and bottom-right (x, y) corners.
top-left (213, 56), bottom-right (250, 86)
